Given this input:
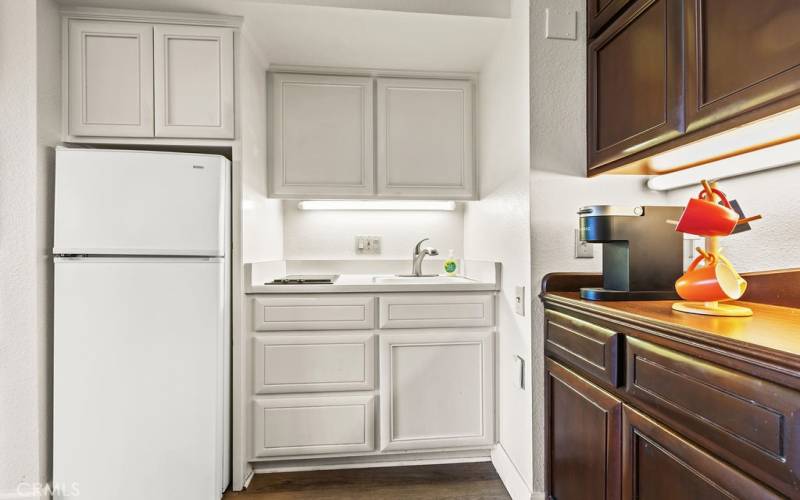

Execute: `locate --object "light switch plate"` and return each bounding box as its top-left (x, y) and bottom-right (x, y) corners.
top-left (515, 286), bottom-right (525, 316)
top-left (575, 229), bottom-right (594, 258)
top-left (355, 235), bottom-right (382, 255)
top-left (546, 8), bottom-right (577, 40)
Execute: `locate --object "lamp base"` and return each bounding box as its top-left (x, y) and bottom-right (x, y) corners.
top-left (672, 301), bottom-right (753, 317)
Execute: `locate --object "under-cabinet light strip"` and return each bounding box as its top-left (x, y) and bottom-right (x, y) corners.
top-left (646, 138), bottom-right (800, 191)
top-left (297, 200), bottom-right (457, 211)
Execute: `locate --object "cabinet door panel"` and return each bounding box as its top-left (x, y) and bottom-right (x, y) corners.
top-left (622, 405), bottom-right (780, 500)
top-left (685, 0), bottom-right (800, 132)
top-left (588, 0), bottom-right (683, 170)
top-left (377, 78), bottom-right (475, 200)
top-left (270, 73), bottom-right (374, 198)
top-left (588, 0), bottom-right (634, 38)
top-left (68, 20), bottom-right (154, 137)
top-left (379, 330), bottom-right (493, 451)
top-left (252, 395), bottom-right (375, 458)
top-left (546, 358), bottom-right (621, 500)
top-left (154, 25), bottom-right (234, 138)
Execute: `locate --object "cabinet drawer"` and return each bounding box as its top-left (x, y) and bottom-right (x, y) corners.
top-left (252, 296), bottom-right (375, 331)
top-left (544, 309), bottom-right (621, 386)
top-left (253, 334), bottom-right (375, 394)
top-left (626, 337), bottom-right (800, 497)
top-left (378, 294), bottom-right (493, 329)
top-left (252, 395), bottom-right (375, 458)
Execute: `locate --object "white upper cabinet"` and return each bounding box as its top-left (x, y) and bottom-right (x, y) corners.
top-left (269, 73), bottom-right (374, 198)
top-left (65, 15), bottom-right (236, 140)
top-left (376, 78), bottom-right (475, 200)
top-left (68, 20), bottom-right (154, 137)
top-left (154, 25), bottom-right (234, 139)
top-left (268, 72), bottom-right (477, 200)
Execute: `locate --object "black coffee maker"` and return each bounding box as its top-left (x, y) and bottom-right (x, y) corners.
top-left (578, 205), bottom-right (684, 301)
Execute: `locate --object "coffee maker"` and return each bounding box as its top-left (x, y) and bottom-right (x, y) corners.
top-left (578, 205), bottom-right (684, 301)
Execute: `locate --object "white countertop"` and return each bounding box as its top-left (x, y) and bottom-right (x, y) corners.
top-left (244, 260), bottom-right (500, 294)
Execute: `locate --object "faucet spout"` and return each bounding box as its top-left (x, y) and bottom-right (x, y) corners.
top-left (411, 238), bottom-right (439, 276)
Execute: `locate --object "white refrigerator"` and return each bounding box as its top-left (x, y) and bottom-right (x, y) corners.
top-left (52, 148), bottom-right (230, 500)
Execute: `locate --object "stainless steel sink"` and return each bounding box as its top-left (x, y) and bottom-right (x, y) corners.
top-left (372, 275), bottom-right (475, 284)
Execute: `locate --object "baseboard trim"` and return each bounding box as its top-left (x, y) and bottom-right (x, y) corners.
top-left (491, 444), bottom-right (535, 500)
top-left (252, 449), bottom-right (492, 474)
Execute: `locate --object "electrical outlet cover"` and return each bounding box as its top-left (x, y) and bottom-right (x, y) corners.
top-left (575, 229), bottom-right (594, 258)
top-left (515, 286), bottom-right (525, 316)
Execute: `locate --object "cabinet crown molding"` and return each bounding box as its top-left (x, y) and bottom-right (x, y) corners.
top-left (60, 6), bottom-right (243, 28)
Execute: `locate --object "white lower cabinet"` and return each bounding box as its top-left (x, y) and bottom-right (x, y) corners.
top-left (252, 394), bottom-right (375, 458)
top-left (379, 330), bottom-right (494, 451)
top-left (253, 334), bottom-right (375, 394)
top-left (247, 293), bottom-right (496, 465)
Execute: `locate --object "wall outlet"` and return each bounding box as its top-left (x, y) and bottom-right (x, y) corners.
top-left (575, 229), bottom-right (594, 258)
top-left (514, 286), bottom-right (526, 316)
top-left (355, 235), bottom-right (381, 255)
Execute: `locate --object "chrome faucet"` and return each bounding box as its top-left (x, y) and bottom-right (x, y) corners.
top-left (410, 238), bottom-right (439, 277)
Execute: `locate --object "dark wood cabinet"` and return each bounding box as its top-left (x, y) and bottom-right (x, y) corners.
top-left (587, 0), bottom-right (800, 174)
top-left (546, 358), bottom-right (622, 500)
top-left (587, 0), bottom-right (683, 171)
top-left (588, 0), bottom-right (633, 38)
top-left (622, 406), bottom-right (781, 500)
top-left (542, 271), bottom-right (800, 499)
top-left (685, 0), bottom-right (800, 132)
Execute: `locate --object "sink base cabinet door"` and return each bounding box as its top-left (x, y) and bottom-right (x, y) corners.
top-left (622, 405), bottom-right (780, 500)
top-left (379, 330), bottom-right (494, 451)
top-left (545, 358), bottom-right (622, 500)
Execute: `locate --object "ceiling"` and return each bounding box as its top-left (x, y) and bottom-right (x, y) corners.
top-left (56, 0), bottom-right (509, 71)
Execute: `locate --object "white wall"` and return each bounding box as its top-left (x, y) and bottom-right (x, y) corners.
top-left (463, 0), bottom-right (532, 497)
top-left (665, 163), bottom-right (800, 273)
top-left (282, 202), bottom-right (464, 259)
top-left (240, 34), bottom-right (284, 263)
top-left (528, 0), bottom-right (666, 494)
top-left (0, 0), bottom-right (60, 495)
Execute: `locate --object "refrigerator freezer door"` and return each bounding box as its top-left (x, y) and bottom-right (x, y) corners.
top-left (54, 148), bottom-right (227, 256)
top-left (53, 258), bottom-right (227, 500)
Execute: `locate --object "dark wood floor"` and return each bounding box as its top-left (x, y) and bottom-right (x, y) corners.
top-left (224, 462), bottom-right (510, 499)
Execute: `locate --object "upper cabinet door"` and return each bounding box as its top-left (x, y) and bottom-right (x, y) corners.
top-left (270, 73), bottom-right (374, 198)
top-left (588, 0), bottom-right (633, 38)
top-left (587, 0), bottom-right (683, 171)
top-left (68, 20), bottom-right (154, 137)
top-left (376, 78), bottom-right (475, 200)
top-left (685, 0), bottom-right (800, 133)
top-left (153, 25), bottom-right (234, 139)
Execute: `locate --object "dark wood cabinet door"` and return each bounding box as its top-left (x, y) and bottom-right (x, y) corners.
top-left (587, 0), bottom-right (684, 172)
top-left (546, 358), bottom-right (622, 500)
top-left (622, 405), bottom-right (781, 500)
top-left (588, 0), bottom-right (634, 38)
top-left (685, 0), bottom-right (800, 133)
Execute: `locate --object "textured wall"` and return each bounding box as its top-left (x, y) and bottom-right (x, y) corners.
top-left (240, 35), bottom-right (284, 263)
top-left (0, 0), bottom-right (48, 495)
top-left (463, 0), bottom-right (533, 496)
top-left (528, 0), bottom-right (666, 493)
top-left (666, 163), bottom-right (800, 273)
top-left (282, 201), bottom-right (464, 260)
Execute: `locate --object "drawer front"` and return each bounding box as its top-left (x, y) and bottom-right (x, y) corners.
top-left (544, 309), bottom-right (621, 386)
top-left (626, 337), bottom-right (800, 497)
top-left (252, 296), bottom-right (374, 331)
top-left (379, 294), bottom-right (493, 329)
top-left (252, 395), bottom-right (375, 457)
top-left (253, 334), bottom-right (375, 394)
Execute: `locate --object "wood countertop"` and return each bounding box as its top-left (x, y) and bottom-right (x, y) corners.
top-left (541, 270), bottom-right (800, 373)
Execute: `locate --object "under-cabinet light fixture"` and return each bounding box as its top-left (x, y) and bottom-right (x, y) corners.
top-left (297, 200), bottom-right (457, 211)
top-left (647, 138), bottom-right (800, 191)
